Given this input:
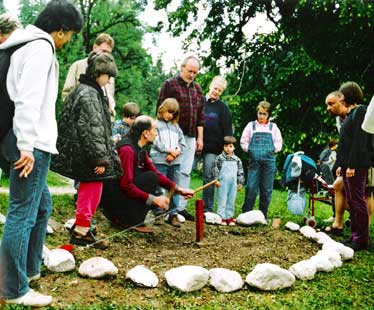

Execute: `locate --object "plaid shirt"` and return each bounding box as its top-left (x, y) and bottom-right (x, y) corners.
top-left (157, 76), bottom-right (204, 137)
top-left (213, 152), bottom-right (245, 185)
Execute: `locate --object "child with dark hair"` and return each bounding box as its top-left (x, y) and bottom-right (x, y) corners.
top-left (319, 139), bottom-right (338, 185)
top-left (51, 51), bottom-right (121, 249)
top-left (112, 102), bottom-right (140, 143)
top-left (213, 136), bottom-right (245, 225)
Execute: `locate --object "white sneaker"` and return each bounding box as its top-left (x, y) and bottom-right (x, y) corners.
top-left (5, 289), bottom-right (53, 307)
top-left (27, 273), bottom-right (41, 283)
top-left (323, 216), bottom-right (335, 223)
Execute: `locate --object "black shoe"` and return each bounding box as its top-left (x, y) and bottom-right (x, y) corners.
top-left (343, 240), bottom-right (368, 251)
top-left (70, 230), bottom-right (109, 250)
top-left (178, 209), bottom-right (195, 221)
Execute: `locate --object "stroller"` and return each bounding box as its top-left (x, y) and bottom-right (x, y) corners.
top-left (282, 151), bottom-right (335, 227)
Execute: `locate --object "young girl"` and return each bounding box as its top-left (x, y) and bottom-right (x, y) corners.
top-left (51, 51), bottom-right (121, 248)
top-left (240, 101), bottom-right (283, 219)
top-left (150, 98), bottom-right (186, 227)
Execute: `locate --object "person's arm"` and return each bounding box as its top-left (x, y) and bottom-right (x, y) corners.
top-left (157, 80), bottom-right (171, 113)
top-left (272, 123), bottom-right (283, 153)
top-left (62, 61), bottom-right (79, 101)
top-left (196, 126), bottom-right (204, 152)
top-left (240, 122), bottom-right (252, 152)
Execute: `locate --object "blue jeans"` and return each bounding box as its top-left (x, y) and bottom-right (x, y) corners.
top-left (202, 153), bottom-right (217, 212)
top-left (0, 130), bottom-right (52, 299)
top-left (242, 158), bottom-right (275, 218)
top-left (217, 160), bottom-right (238, 219)
top-left (154, 164), bottom-right (180, 216)
top-left (176, 136), bottom-right (196, 211)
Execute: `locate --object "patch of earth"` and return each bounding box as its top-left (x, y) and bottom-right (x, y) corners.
top-left (35, 210), bottom-right (321, 309)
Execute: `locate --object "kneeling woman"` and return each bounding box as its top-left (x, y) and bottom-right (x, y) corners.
top-left (51, 51), bottom-right (121, 248)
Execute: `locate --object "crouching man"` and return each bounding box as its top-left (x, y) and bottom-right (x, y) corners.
top-left (101, 115), bottom-right (194, 233)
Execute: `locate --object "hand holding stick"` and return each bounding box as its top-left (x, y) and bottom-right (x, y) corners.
top-left (193, 180), bottom-right (218, 194)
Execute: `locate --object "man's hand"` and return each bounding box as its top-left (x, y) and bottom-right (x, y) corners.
top-left (336, 167), bottom-right (341, 177)
top-left (152, 196), bottom-right (170, 209)
top-left (169, 149), bottom-right (180, 158)
top-left (176, 187), bottom-right (194, 199)
top-left (237, 184), bottom-right (243, 192)
top-left (215, 181), bottom-right (221, 187)
top-left (166, 154), bottom-right (175, 162)
top-left (346, 167), bottom-right (355, 178)
top-left (196, 137), bottom-right (203, 152)
top-left (14, 150), bottom-right (34, 178)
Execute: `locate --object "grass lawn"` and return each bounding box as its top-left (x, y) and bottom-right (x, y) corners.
top-left (0, 172), bottom-right (373, 309)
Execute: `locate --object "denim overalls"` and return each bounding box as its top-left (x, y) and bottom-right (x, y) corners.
top-left (217, 158), bottom-right (238, 220)
top-left (242, 122), bottom-right (276, 218)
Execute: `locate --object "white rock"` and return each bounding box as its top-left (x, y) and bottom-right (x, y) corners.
top-left (236, 210), bottom-right (267, 226)
top-left (165, 213), bottom-right (186, 223)
top-left (126, 265), bottom-right (158, 288)
top-left (309, 255), bottom-right (334, 272)
top-left (316, 249), bottom-right (342, 268)
top-left (44, 248), bottom-right (75, 272)
top-left (165, 265), bottom-right (209, 292)
top-left (299, 226), bottom-right (317, 239)
top-left (79, 257), bottom-right (118, 278)
top-left (46, 225), bottom-right (54, 234)
top-left (289, 260), bottom-right (317, 280)
top-left (42, 245), bottom-right (51, 260)
top-left (322, 241), bottom-right (354, 261)
top-left (64, 218), bottom-right (75, 231)
top-left (285, 222), bottom-right (300, 231)
top-left (313, 232), bottom-right (333, 245)
top-left (0, 212), bottom-right (6, 224)
top-left (209, 268), bottom-right (243, 293)
top-left (245, 263), bottom-right (295, 290)
top-left (204, 212), bottom-right (222, 225)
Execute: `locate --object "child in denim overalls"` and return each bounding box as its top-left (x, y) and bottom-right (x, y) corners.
top-left (213, 136), bottom-right (245, 225)
top-left (240, 101), bottom-right (283, 218)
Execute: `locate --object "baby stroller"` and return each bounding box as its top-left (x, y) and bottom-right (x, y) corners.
top-left (282, 151), bottom-right (335, 227)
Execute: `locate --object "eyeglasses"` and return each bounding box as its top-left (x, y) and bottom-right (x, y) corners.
top-left (258, 112), bottom-right (268, 116)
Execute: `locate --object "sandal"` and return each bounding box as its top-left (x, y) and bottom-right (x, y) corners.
top-left (324, 225), bottom-right (343, 236)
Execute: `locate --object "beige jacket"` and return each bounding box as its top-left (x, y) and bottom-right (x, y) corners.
top-left (62, 58), bottom-right (116, 118)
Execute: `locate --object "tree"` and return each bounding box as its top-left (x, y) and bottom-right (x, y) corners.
top-left (18, 0), bottom-right (166, 117)
top-left (155, 0), bottom-right (374, 161)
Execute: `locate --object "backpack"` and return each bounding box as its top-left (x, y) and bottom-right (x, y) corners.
top-left (0, 39), bottom-right (54, 141)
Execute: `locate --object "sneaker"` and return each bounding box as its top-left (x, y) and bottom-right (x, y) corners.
top-left (323, 216), bottom-right (335, 223)
top-left (70, 229), bottom-right (109, 250)
top-left (226, 218), bottom-right (236, 226)
top-left (154, 215), bottom-right (165, 226)
top-left (178, 209), bottom-right (195, 221)
top-left (27, 273), bottom-right (41, 283)
top-left (220, 219), bottom-right (227, 226)
top-left (168, 215), bottom-right (181, 228)
top-left (5, 289), bottom-right (53, 307)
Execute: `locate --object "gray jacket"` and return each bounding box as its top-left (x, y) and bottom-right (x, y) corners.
top-left (150, 119), bottom-right (186, 165)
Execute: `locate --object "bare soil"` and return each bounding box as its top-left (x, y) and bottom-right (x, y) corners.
top-left (35, 211), bottom-right (320, 309)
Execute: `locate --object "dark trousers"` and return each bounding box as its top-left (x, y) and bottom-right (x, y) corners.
top-left (343, 168), bottom-right (369, 245)
top-left (100, 171), bottom-right (158, 226)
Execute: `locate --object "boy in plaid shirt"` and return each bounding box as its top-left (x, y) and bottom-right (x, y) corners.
top-left (213, 136), bottom-right (245, 225)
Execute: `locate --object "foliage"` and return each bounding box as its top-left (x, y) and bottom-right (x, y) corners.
top-left (17, 0), bottom-right (166, 118)
top-left (155, 0), bottom-right (374, 162)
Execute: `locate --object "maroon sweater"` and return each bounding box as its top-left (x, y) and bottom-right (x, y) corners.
top-left (117, 144), bottom-right (175, 203)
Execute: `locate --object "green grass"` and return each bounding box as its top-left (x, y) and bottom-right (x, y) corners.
top-left (0, 170), bottom-right (70, 187)
top-left (1, 173), bottom-right (374, 309)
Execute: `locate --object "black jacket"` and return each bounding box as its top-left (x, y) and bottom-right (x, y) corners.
top-left (51, 75), bottom-right (122, 181)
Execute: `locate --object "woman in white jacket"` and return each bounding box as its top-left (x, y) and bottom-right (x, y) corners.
top-left (0, 0), bottom-right (82, 307)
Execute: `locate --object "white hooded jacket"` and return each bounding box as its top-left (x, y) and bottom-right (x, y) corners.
top-left (0, 24), bottom-right (58, 154)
